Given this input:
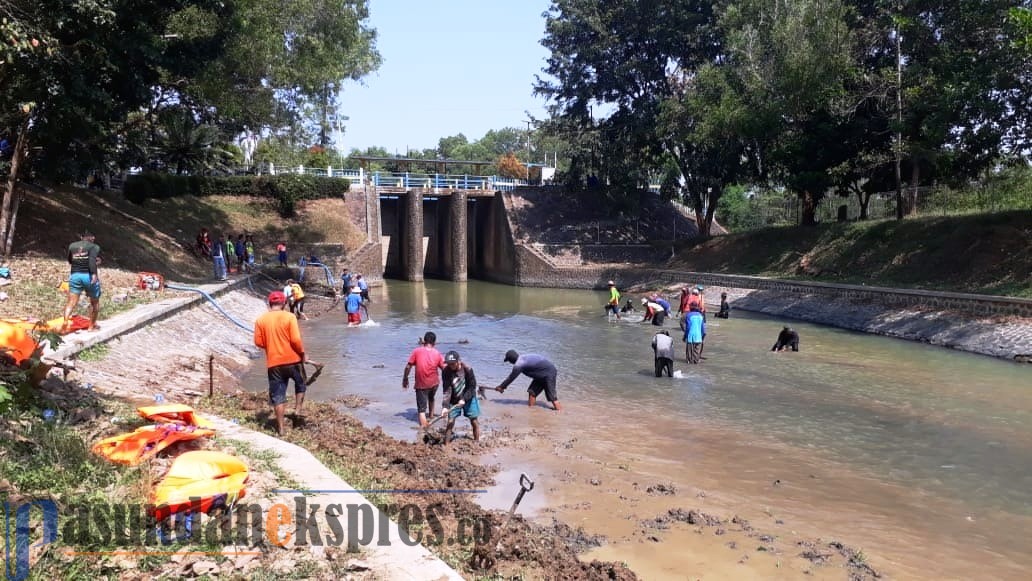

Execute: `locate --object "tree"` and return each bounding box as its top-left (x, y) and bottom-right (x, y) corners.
top-left (0, 0), bottom-right (232, 255)
top-left (496, 153), bottom-right (526, 180)
top-left (152, 108), bottom-right (233, 175)
top-left (536, 0), bottom-right (725, 234)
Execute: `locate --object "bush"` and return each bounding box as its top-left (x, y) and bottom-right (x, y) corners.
top-left (124, 173), bottom-right (350, 217)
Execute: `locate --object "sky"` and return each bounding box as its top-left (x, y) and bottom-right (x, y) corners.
top-left (336, 0), bottom-right (553, 155)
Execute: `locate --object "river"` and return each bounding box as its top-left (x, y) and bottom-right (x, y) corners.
top-left (242, 279), bottom-right (1032, 579)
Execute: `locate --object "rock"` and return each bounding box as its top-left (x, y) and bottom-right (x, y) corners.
top-left (589, 478), bottom-right (601, 486)
top-left (271, 558), bottom-right (295, 574)
top-left (343, 559), bottom-right (371, 571)
top-left (191, 560), bottom-right (219, 575)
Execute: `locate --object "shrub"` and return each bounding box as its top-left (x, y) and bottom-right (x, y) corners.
top-left (124, 173), bottom-right (350, 217)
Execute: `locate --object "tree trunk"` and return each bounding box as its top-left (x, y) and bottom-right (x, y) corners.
top-left (905, 163), bottom-right (920, 216)
top-left (800, 191), bottom-right (817, 226)
top-left (0, 116), bottom-right (30, 256)
top-left (858, 192), bottom-right (870, 220)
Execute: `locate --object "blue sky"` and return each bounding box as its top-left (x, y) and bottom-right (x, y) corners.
top-left (337, 0), bottom-right (553, 154)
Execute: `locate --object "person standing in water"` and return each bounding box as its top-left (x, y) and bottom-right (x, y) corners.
top-left (716, 292), bottom-right (730, 319)
top-left (344, 285), bottom-right (363, 326)
top-left (683, 305), bottom-right (706, 364)
top-left (440, 350), bottom-right (480, 445)
top-left (493, 350), bottom-right (562, 412)
top-left (402, 331), bottom-right (445, 427)
top-left (605, 280), bottom-right (621, 320)
top-left (651, 330), bottom-right (674, 377)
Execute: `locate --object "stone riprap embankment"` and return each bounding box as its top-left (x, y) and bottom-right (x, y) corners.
top-left (647, 283), bottom-right (1032, 362)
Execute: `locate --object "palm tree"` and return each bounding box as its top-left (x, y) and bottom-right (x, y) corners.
top-left (152, 108), bottom-right (232, 175)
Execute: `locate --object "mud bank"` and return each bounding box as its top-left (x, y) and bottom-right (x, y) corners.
top-left (639, 283), bottom-right (1032, 362)
top-left (65, 285), bottom-right (637, 578)
top-left (67, 285), bottom-right (887, 579)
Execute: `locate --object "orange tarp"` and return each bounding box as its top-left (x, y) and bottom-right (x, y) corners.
top-left (92, 424), bottom-right (215, 466)
top-left (137, 404), bottom-right (214, 429)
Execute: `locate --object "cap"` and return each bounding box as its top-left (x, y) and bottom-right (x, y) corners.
top-left (267, 291), bottom-right (287, 304)
top-left (691, 288), bottom-right (699, 295)
top-left (445, 350), bottom-right (460, 363)
top-left (504, 349), bottom-right (519, 364)
top-left (641, 297), bottom-right (648, 304)
top-left (607, 280), bottom-right (615, 286)
top-left (350, 286), bottom-right (361, 293)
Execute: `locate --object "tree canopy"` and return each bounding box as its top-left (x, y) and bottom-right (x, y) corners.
top-left (536, 0), bottom-right (1032, 233)
top-left (0, 0), bottom-right (380, 254)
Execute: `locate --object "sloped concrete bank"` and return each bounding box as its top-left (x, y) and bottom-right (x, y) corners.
top-left (50, 277), bottom-right (464, 580)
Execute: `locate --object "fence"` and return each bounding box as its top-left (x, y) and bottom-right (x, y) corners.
top-left (730, 184), bottom-right (1032, 230)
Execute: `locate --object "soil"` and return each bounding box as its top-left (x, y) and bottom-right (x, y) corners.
top-left (217, 391), bottom-right (638, 580)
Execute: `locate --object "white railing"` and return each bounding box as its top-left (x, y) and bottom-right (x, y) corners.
top-left (251, 164), bottom-right (528, 192)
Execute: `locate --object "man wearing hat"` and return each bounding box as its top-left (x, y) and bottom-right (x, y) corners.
top-left (344, 285), bottom-right (364, 326)
top-left (493, 350), bottom-right (562, 412)
top-left (254, 290), bottom-right (307, 435)
top-left (63, 230), bottom-right (102, 331)
top-left (440, 350), bottom-right (481, 444)
top-left (605, 280), bottom-right (621, 320)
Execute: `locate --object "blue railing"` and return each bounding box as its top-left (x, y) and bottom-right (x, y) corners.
top-left (258, 164), bottom-right (527, 192)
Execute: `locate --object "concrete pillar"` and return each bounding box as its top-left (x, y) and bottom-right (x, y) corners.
top-left (448, 191), bottom-right (468, 281)
top-left (402, 190), bottom-right (424, 281)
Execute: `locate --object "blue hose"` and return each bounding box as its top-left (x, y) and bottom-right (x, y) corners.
top-left (298, 261), bottom-right (335, 288)
top-left (166, 282), bottom-right (253, 332)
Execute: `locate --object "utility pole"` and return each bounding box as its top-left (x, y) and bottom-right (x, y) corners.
top-left (525, 120), bottom-right (532, 182)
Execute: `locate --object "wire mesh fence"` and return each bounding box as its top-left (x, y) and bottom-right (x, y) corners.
top-left (728, 184), bottom-right (1032, 230)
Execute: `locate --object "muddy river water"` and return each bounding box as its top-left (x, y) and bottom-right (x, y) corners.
top-left (243, 280), bottom-right (1032, 579)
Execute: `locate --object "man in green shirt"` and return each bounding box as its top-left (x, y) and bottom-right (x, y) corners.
top-left (63, 231), bottom-right (102, 331)
top-left (605, 280), bottom-right (621, 320)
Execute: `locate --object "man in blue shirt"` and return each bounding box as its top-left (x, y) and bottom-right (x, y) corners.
top-left (492, 350), bottom-right (562, 412)
top-left (340, 268), bottom-right (353, 296)
top-left (345, 286), bottom-right (363, 327)
top-left (683, 306), bottom-right (706, 364)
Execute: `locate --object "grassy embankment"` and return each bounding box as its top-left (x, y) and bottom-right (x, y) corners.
top-left (672, 211), bottom-right (1032, 298)
top-left (0, 185), bottom-right (364, 579)
top-left (1, 186), bottom-right (364, 321)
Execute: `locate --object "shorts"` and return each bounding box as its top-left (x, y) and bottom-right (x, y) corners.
top-left (347, 312), bottom-right (361, 324)
top-left (267, 363), bottom-right (306, 405)
top-left (68, 272), bottom-right (102, 299)
top-left (448, 396), bottom-right (480, 420)
top-left (528, 374), bottom-right (558, 402)
top-left (415, 386), bottom-right (438, 414)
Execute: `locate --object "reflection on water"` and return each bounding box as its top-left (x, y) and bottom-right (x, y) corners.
top-left (240, 279), bottom-right (1032, 577)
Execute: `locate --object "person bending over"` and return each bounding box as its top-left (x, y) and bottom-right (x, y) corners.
top-left (440, 350), bottom-right (480, 445)
top-left (772, 327), bottom-right (800, 352)
top-left (493, 350), bottom-right (562, 412)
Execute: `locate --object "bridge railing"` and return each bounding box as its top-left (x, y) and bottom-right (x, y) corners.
top-left (255, 164), bottom-right (527, 191)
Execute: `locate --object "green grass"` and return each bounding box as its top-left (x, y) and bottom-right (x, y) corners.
top-left (77, 343), bottom-right (111, 362)
top-left (220, 437), bottom-right (303, 494)
top-left (675, 211), bottom-right (1032, 297)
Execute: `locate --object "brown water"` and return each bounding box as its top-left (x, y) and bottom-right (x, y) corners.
top-left (242, 280), bottom-right (1032, 579)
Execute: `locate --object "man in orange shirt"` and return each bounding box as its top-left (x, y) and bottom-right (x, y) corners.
top-left (254, 290), bottom-right (306, 435)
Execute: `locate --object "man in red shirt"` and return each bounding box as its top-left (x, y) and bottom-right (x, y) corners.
top-left (402, 331), bottom-right (445, 428)
top-left (254, 290), bottom-right (306, 435)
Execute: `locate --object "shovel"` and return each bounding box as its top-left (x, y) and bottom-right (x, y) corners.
top-left (301, 360), bottom-right (325, 386)
top-left (494, 473), bottom-right (535, 551)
